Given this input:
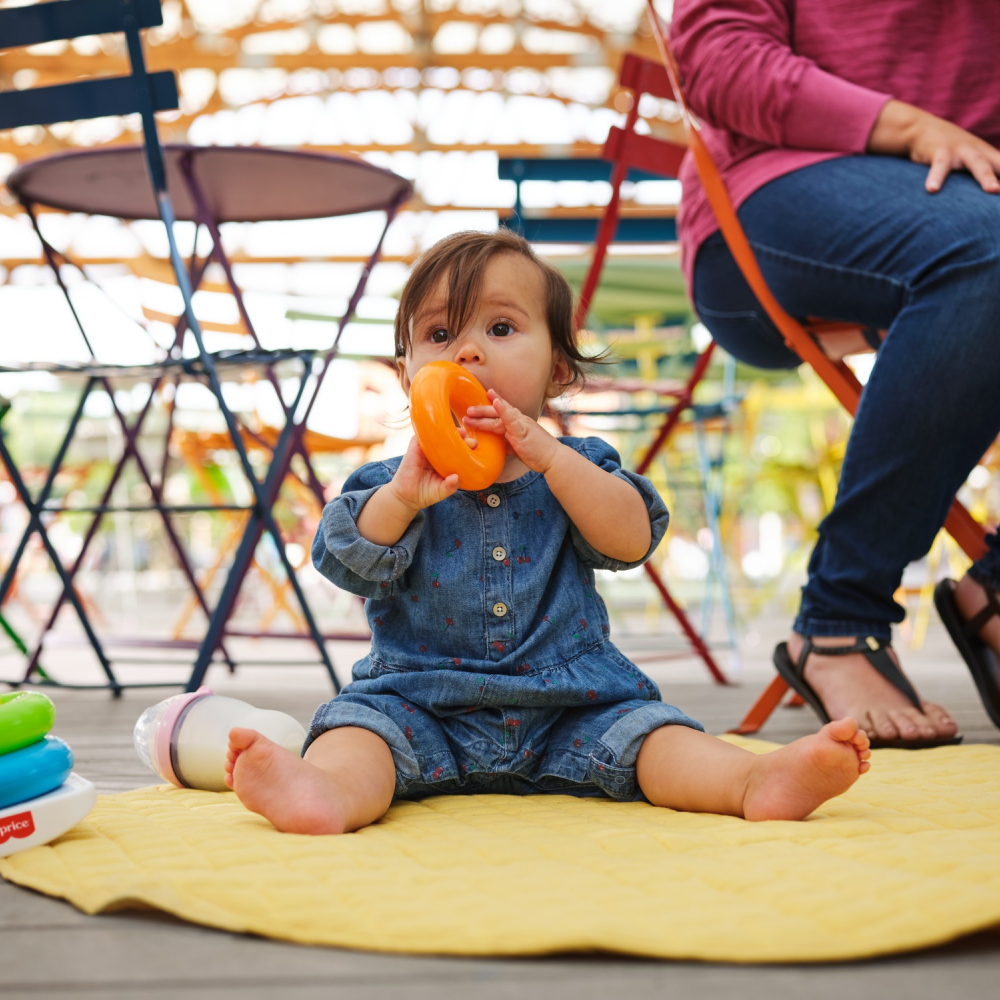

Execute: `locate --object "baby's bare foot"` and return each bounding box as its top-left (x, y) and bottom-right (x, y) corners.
top-left (225, 727), bottom-right (348, 835)
top-left (788, 634), bottom-right (958, 743)
top-left (742, 717), bottom-right (871, 821)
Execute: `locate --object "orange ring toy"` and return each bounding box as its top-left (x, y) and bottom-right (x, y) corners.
top-left (409, 361), bottom-right (506, 490)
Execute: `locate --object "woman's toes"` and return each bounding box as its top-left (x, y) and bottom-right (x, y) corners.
top-left (867, 708), bottom-right (900, 741)
top-left (922, 703), bottom-right (958, 735)
top-left (855, 710), bottom-right (877, 742)
top-left (890, 709), bottom-right (930, 739)
top-left (906, 708), bottom-right (938, 738)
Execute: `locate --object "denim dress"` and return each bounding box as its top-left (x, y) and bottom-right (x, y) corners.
top-left (308, 435), bottom-right (703, 801)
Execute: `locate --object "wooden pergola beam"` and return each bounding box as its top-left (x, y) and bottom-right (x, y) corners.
top-left (219, 10), bottom-right (608, 42)
top-left (0, 137), bottom-right (614, 166)
top-left (1, 47), bottom-right (592, 74)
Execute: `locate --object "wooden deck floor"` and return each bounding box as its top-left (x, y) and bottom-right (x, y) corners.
top-left (3, 619), bottom-right (999, 999)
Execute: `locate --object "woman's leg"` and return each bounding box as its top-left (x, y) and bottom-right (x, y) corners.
top-left (226, 726), bottom-right (396, 834)
top-left (693, 155), bottom-right (1000, 742)
top-left (636, 720), bottom-right (870, 821)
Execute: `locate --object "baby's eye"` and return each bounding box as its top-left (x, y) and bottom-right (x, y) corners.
top-left (428, 328), bottom-right (449, 344)
top-left (490, 321), bottom-right (513, 338)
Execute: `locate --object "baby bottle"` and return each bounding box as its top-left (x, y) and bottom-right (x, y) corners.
top-left (134, 686), bottom-right (307, 792)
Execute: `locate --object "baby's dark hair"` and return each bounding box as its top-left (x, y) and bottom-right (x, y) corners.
top-left (394, 229), bottom-right (600, 389)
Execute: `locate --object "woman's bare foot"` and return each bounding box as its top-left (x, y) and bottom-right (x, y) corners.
top-left (953, 573), bottom-right (1000, 652)
top-left (742, 717), bottom-right (870, 821)
top-left (225, 728), bottom-right (348, 835)
top-left (787, 633), bottom-right (958, 743)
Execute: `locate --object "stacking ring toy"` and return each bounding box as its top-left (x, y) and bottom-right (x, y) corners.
top-left (0, 692), bottom-right (56, 756)
top-left (0, 735), bottom-right (73, 810)
top-left (409, 361), bottom-right (506, 490)
top-left (0, 772), bottom-right (96, 858)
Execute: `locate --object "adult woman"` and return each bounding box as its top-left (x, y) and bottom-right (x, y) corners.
top-left (672, 0), bottom-right (1000, 747)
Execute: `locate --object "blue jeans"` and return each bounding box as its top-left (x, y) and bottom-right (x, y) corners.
top-left (692, 155), bottom-right (1000, 641)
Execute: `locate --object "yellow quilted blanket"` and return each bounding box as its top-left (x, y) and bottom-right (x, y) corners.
top-left (3, 738), bottom-right (1000, 962)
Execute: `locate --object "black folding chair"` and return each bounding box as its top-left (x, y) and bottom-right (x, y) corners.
top-left (0, 0), bottom-right (338, 694)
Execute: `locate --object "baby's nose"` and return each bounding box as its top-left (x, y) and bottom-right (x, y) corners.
top-left (454, 340), bottom-right (483, 364)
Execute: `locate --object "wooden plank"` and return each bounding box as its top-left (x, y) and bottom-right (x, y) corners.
top-left (0, 138), bottom-right (607, 168)
top-left (0, 47), bottom-right (583, 73)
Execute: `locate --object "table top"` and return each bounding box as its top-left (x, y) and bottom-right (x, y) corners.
top-left (6, 145), bottom-right (412, 223)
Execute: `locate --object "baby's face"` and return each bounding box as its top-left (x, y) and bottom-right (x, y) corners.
top-left (398, 253), bottom-right (565, 419)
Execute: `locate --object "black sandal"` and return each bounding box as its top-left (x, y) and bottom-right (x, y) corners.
top-left (773, 636), bottom-right (963, 750)
top-left (934, 579), bottom-right (1000, 731)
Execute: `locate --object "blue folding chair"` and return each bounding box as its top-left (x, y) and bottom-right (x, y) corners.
top-left (0, 0), bottom-right (338, 694)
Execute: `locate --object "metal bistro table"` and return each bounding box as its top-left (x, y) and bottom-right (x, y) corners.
top-left (2, 146), bottom-right (412, 693)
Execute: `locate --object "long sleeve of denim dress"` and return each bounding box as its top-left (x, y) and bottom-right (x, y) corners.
top-left (307, 435), bottom-right (703, 801)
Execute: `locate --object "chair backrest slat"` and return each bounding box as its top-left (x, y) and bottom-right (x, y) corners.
top-left (0, 71), bottom-right (178, 131)
top-left (499, 156), bottom-right (667, 185)
top-left (602, 127), bottom-right (685, 180)
top-left (0, 0), bottom-right (163, 52)
top-left (619, 53), bottom-right (674, 103)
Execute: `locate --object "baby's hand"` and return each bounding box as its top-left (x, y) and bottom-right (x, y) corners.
top-left (463, 390), bottom-right (561, 474)
top-left (388, 436), bottom-right (459, 511)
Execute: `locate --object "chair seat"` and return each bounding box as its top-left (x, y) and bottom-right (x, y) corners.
top-left (807, 320), bottom-right (883, 361)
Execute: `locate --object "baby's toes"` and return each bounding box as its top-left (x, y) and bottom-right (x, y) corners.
top-left (868, 708), bottom-right (901, 741)
top-left (824, 716), bottom-right (859, 743)
top-left (859, 760), bottom-right (871, 774)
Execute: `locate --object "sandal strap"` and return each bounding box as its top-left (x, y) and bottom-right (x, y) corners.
top-left (794, 636), bottom-right (877, 675)
top-left (795, 635), bottom-right (922, 712)
top-left (964, 590), bottom-right (1000, 637)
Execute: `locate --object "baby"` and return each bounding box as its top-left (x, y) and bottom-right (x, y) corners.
top-left (225, 229), bottom-right (870, 833)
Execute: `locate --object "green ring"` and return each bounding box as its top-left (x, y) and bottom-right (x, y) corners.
top-left (0, 691), bottom-right (55, 756)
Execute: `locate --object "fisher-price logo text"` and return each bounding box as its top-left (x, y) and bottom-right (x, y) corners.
top-left (0, 811), bottom-right (35, 843)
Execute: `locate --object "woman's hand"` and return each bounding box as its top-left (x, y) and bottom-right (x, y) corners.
top-left (868, 99), bottom-right (1000, 194)
top-left (463, 390), bottom-right (561, 474)
top-left (387, 435), bottom-right (459, 512)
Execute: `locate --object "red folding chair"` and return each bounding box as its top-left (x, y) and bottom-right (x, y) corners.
top-left (640, 0), bottom-right (988, 732)
top-left (574, 56), bottom-right (728, 685)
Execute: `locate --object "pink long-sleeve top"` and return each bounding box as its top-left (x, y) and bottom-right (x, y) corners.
top-left (672, 0), bottom-right (1000, 289)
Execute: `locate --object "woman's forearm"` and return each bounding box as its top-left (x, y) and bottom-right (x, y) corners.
top-left (672, 0), bottom-right (887, 152)
top-left (866, 99), bottom-right (922, 155)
